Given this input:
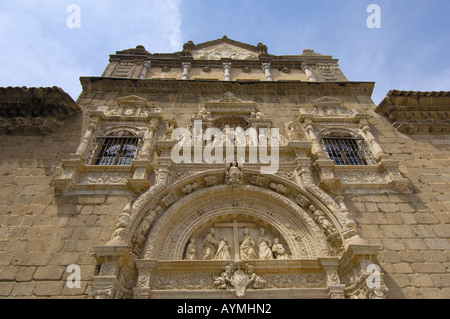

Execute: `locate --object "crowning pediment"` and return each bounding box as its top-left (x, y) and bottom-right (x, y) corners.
top-left (188, 36), bottom-right (263, 61)
top-left (192, 43), bottom-right (259, 61)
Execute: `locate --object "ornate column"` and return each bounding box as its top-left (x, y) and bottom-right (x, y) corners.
top-left (304, 119), bottom-right (326, 159)
top-left (301, 63), bottom-right (316, 82)
top-left (181, 62), bottom-right (191, 80)
top-left (223, 62), bottom-right (232, 81)
top-left (138, 61), bottom-right (151, 79)
top-left (261, 63), bottom-right (273, 81)
top-left (359, 119), bottom-right (387, 160)
top-left (74, 121), bottom-right (97, 160)
top-left (138, 120), bottom-right (159, 160)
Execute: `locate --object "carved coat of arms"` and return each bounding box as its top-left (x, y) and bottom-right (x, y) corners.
top-left (214, 263), bottom-right (266, 297)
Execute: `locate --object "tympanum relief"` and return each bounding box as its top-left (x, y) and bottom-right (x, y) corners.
top-left (184, 221), bottom-right (290, 261)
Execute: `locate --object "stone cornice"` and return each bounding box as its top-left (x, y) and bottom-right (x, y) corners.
top-left (376, 90), bottom-right (450, 134)
top-left (109, 52), bottom-right (340, 68)
top-left (0, 86), bottom-right (80, 135)
top-left (80, 77), bottom-right (375, 97)
top-left (108, 37), bottom-right (340, 67)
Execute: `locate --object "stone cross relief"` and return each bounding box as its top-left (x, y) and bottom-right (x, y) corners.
top-left (184, 220), bottom-right (289, 261)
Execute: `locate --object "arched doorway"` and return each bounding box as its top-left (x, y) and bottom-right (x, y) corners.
top-left (91, 169), bottom-right (386, 299)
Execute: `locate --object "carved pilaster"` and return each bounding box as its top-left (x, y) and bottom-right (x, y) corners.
top-left (359, 119), bottom-right (387, 161)
top-left (320, 258), bottom-right (345, 299)
top-left (304, 119), bottom-right (327, 159)
top-left (340, 244), bottom-right (387, 299)
top-left (133, 260), bottom-right (157, 299)
top-left (139, 61), bottom-right (151, 79)
top-left (74, 121), bottom-right (98, 160)
top-left (91, 246), bottom-right (135, 299)
top-left (138, 119), bottom-right (159, 160)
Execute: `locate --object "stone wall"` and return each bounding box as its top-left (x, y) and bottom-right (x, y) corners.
top-left (343, 107), bottom-right (450, 299)
top-left (0, 87), bottom-right (448, 299)
top-left (0, 113), bottom-right (125, 298)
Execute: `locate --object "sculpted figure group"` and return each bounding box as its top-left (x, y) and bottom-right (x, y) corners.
top-left (185, 227), bottom-right (289, 261)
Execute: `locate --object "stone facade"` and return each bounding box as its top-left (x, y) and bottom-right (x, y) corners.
top-left (0, 37), bottom-right (448, 299)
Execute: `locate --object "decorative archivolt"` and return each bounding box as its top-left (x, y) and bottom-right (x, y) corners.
top-left (108, 165), bottom-right (362, 261)
top-left (93, 165), bottom-right (386, 299)
top-left (141, 185), bottom-right (331, 261)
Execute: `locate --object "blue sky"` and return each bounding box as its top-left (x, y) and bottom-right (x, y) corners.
top-left (0, 0), bottom-right (449, 105)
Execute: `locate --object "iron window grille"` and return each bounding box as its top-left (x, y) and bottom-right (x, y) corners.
top-left (321, 134), bottom-right (375, 166)
top-left (91, 136), bottom-right (141, 166)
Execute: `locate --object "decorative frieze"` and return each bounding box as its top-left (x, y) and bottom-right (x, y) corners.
top-left (80, 77), bottom-right (375, 97)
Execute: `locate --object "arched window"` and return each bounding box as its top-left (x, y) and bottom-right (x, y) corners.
top-left (321, 132), bottom-right (374, 166)
top-left (90, 132), bottom-right (141, 166)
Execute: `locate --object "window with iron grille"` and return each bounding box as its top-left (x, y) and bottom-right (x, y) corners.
top-left (91, 136), bottom-right (141, 166)
top-left (321, 133), bottom-right (375, 166)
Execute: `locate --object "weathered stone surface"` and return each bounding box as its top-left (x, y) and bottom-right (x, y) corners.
top-left (0, 38), bottom-right (448, 299)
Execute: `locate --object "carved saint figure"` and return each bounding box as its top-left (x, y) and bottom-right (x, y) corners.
top-left (213, 265), bottom-right (233, 290)
top-left (255, 111), bottom-right (266, 119)
top-left (234, 127), bottom-right (246, 147)
top-left (179, 124), bottom-right (192, 146)
top-left (272, 238), bottom-right (288, 260)
top-left (185, 238), bottom-right (197, 260)
top-left (247, 127), bottom-right (258, 147)
top-left (246, 265), bottom-right (266, 290)
top-left (198, 107), bottom-right (209, 119)
top-left (240, 228), bottom-right (257, 260)
top-left (310, 205), bottom-right (337, 237)
top-left (222, 125), bottom-right (233, 146)
top-left (257, 229), bottom-right (273, 260)
top-left (202, 229), bottom-right (219, 260)
top-left (164, 121), bottom-right (176, 141)
top-left (214, 238), bottom-right (231, 260)
top-left (286, 122), bottom-right (303, 142)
